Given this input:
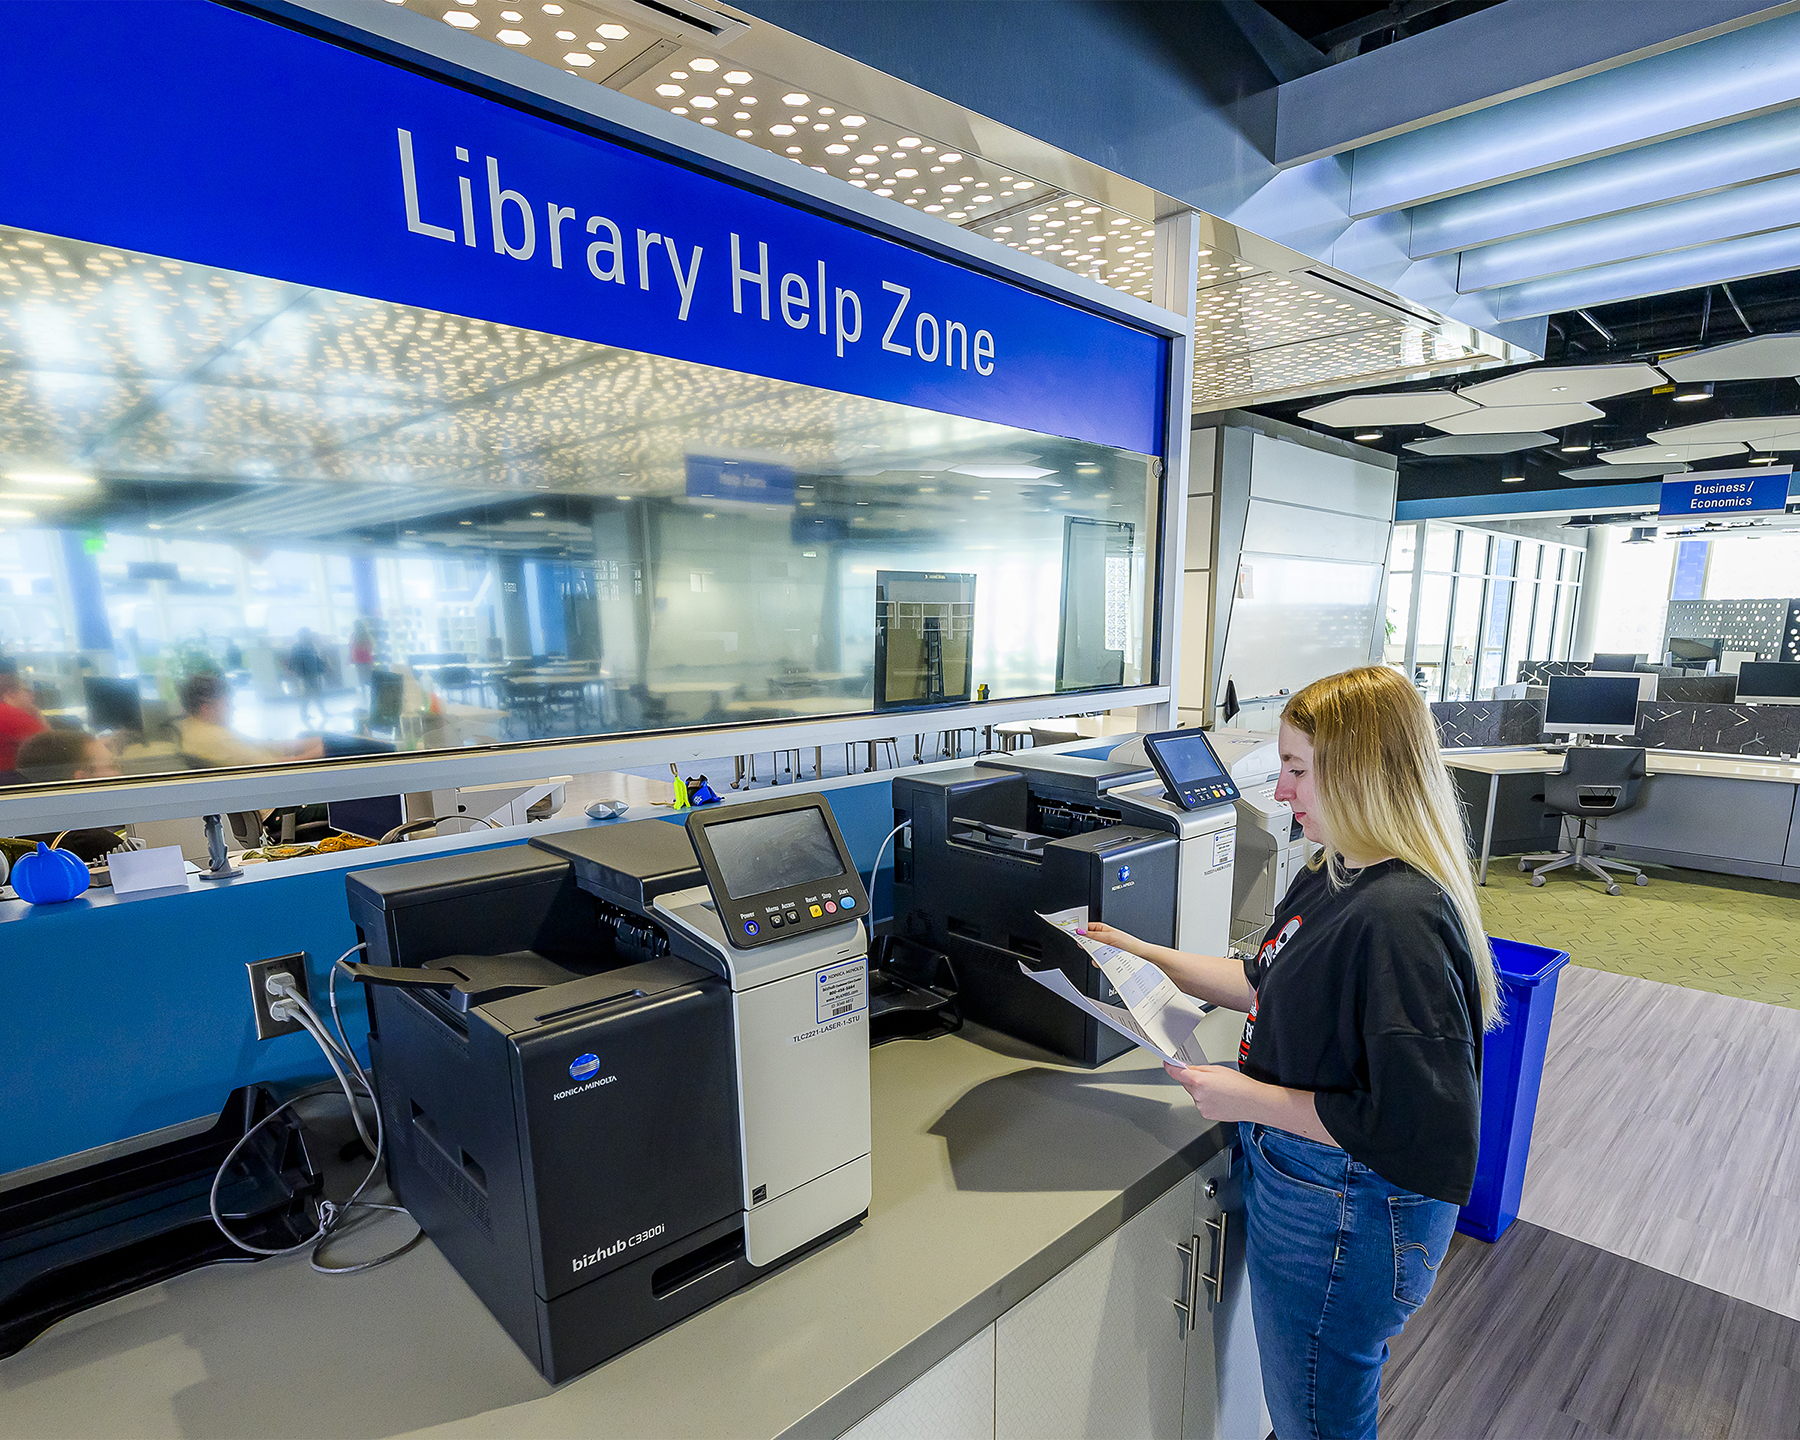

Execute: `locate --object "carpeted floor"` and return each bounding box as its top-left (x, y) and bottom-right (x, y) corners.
top-left (1477, 860), bottom-right (1800, 1008)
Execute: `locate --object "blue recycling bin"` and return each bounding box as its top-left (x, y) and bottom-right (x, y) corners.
top-left (1457, 937), bottom-right (1571, 1243)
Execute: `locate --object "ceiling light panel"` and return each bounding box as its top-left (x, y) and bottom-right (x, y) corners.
top-left (1299, 390), bottom-right (1478, 427)
top-left (1658, 332), bottom-right (1800, 381)
top-left (1194, 322), bottom-right (1481, 410)
top-left (1561, 461), bottom-right (1691, 480)
top-left (1194, 271), bottom-right (1379, 356)
top-left (399, 0), bottom-right (1165, 302)
top-left (400, 0), bottom-right (663, 73)
top-left (1456, 361), bottom-right (1667, 406)
top-left (1403, 431), bottom-right (1555, 456)
top-left (1597, 440), bottom-right (1749, 464)
top-left (1430, 400), bottom-right (1604, 434)
top-left (1648, 415), bottom-right (1800, 444)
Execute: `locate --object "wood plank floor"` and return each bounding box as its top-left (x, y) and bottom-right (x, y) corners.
top-left (1518, 965), bottom-right (1800, 1321)
top-left (1382, 1221), bottom-right (1800, 1440)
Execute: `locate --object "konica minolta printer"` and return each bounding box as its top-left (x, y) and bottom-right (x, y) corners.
top-left (889, 732), bottom-right (1241, 1067)
top-left (343, 794), bottom-right (871, 1382)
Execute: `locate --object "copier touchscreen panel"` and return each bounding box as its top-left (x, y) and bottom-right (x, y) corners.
top-left (1143, 728), bottom-right (1240, 810)
top-left (707, 807), bottom-right (845, 899)
top-left (687, 795), bottom-right (868, 948)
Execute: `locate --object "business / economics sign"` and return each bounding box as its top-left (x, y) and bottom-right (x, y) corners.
top-left (1658, 468), bottom-right (1793, 520)
top-left (0, 2), bottom-right (1166, 456)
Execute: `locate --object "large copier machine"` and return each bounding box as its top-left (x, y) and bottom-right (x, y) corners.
top-left (343, 795), bottom-right (871, 1383)
top-left (1204, 729), bottom-right (1318, 951)
top-left (890, 730), bottom-right (1241, 1067)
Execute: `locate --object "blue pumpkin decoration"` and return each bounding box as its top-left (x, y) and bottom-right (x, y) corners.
top-left (12, 842), bottom-right (91, 904)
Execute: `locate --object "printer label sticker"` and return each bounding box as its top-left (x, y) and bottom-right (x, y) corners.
top-left (816, 961), bottom-right (868, 1024)
top-left (1211, 832), bottom-right (1235, 872)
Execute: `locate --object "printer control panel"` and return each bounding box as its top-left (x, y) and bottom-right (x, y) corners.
top-left (686, 795), bottom-right (869, 949)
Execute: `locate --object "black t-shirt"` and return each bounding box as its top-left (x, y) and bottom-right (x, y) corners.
top-left (1238, 858), bottom-right (1482, 1205)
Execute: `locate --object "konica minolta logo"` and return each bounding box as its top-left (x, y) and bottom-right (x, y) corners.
top-left (569, 1053), bottom-right (601, 1081)
top-left (572, 1223), bottom-right (665, 1272)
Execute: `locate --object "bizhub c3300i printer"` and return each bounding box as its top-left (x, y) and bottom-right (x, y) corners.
top-left (343, 794), bottom-right (871, 1382)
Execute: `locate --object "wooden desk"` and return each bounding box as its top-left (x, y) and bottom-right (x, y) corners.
top-left (1442, 747), bottom-right (1800, 884)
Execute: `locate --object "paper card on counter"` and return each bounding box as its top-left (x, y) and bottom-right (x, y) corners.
top-left (1033, 906), bottom-right (1209, 1067)
top-left (108, 844), bottom-right (189, 896)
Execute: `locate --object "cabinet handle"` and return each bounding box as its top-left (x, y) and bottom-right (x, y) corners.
top-left (1172, 1239), bottom-right (1195, 1332)
top-left (1201, 1212), bottom-right (1227, 1307)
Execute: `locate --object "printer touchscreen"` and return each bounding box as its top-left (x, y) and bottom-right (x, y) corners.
top-left (708, 808), bottom-right (845, 899)
top-left (1143, 728), bottom-right (1240, 810)
top-left (686, 795), bottom-right (869, 948)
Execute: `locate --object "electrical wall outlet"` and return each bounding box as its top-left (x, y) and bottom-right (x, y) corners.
top-left (247, 954), bottom-right (310, 1041)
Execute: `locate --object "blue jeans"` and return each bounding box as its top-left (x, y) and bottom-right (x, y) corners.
top-left (1238, 1122), bottom-right (1458, 1440)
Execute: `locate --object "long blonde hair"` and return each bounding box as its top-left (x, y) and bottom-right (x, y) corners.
top-left (1281, 666), bottom-right (1500, 1030)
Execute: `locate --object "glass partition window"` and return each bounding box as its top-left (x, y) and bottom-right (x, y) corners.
top-left (0, 224), bottom-right (1159, 788)
top-left (1393, 520), bottom-right (1584, 700)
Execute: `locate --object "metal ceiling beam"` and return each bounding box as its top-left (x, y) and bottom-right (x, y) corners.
top-left (1456, 170), bottom-right (1800, 292)
top-left (1273, 0), bottom-right (1799, 167)
top-left (1489, 223), bottom-right (1800, 321)
top-left (1407, 106), bottom-right (1800, 259)
top-left (1347, 9), bottom-right (1800, 215)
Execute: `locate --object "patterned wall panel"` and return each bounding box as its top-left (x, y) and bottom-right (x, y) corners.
top-left (1634, 702), bottom-right (1800, 758)
top-left (1663, 598), bottom-right (1790, 658)
top-left (1784, 600), bottom-right (1800, 662)
top-left (1432, 700), bottom-right (1546, 748)
top-left (1515, 660), bottom-right (1586, 686)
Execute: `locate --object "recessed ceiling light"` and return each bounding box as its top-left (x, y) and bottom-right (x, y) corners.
top-left (1674, 382), bottom-right (1714, 403)
top-left (1354, 431), bottom-right (1382, 441)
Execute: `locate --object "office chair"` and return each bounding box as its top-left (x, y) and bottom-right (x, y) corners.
top-left (1518, 746), bottom-right (1651, 895)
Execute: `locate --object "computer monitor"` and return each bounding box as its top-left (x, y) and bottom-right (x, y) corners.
top-left (1590, 652), bottom-right (1641, 673)
top-left (1666, 636), bottom-right (1723, 664)
top-left (1543, 676), bottom-right (1641, 740)
top-left (1736, 661), bottom-right (1800, 706)
top-left (1586, 671), bottom-right (1658, 701)
top-left (82, 676), bottom-right (143, 732)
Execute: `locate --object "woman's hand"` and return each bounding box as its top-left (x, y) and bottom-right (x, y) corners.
top-left (1163, 1063), bottom-right (1269, 1123)
top-left (1164, 1064), bottom-right (1341, 1145)
top-left (1079, 920), bottom-right (1142, 957)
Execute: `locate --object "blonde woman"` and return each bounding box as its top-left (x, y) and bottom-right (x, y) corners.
top-left (1085, 666), bottom-right (1496, 1440)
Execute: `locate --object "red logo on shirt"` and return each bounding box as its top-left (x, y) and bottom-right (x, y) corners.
top-left (1240, 916), bottom-right (1301, 1066)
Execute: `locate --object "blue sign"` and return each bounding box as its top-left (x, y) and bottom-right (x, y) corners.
top-left (569, 1053), bottom-right (601, 1082)
top-left (686, 455), bottom-right (797, 507)
top-left (1658, 468), bottom-right (1792, 519)
top-left (0, 3), bottom-right (1166, 456)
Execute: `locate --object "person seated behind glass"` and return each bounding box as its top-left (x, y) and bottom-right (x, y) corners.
top-left (177, 673), bottom-right (324, 767)
top-left (0, 660), bottom-right (49, 772)
top-left (14, 728), bottom-right (122, 782)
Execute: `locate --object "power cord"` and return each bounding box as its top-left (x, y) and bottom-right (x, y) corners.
top-left (209, 947), bottom-right (423, 1275)
top-left (866, 820), bottom-right (911, 909)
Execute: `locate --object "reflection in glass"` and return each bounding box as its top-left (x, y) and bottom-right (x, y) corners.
top-left (1478, 579), bottom-right (1511, 695)
top-left (1445, 576), bottom-right (1485, 701)
top-left (1383, 572), bottom-right (1413, 671)
top-left (0, 225), bottom-right (1158, 789)
top-left (1412, 574), bottom-right (1453, 701)
top-left (1422, 522), bottom-right (1456, 573)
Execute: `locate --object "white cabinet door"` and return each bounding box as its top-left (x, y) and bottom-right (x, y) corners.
top-left (995, 1177), bottom-right (1196, 1440)
top-left (839, 1324), bottom-right (996, 1440)
top-left (1181, 1147), bottom-right (1266, 1440)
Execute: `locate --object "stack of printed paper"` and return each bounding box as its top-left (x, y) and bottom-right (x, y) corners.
top-left (1024, 906), bottom-right (1209, 1066)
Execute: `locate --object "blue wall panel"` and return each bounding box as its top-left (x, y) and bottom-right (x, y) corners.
top-left (2, 784), bottom-right (901, 1175)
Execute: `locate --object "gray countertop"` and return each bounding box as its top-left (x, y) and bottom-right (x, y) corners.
top-left (0, 1008), bottom-right (1245, 1440)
